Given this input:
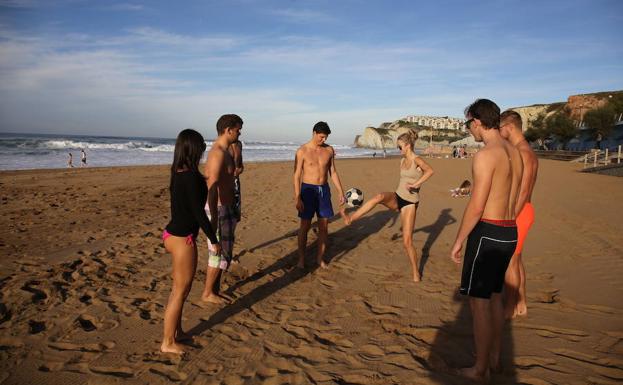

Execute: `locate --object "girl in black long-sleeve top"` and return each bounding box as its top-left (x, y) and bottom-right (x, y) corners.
top-left (161, 129), bottom-right (220, 355)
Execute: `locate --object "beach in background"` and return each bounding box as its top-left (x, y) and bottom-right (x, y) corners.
top-left (0, 133), bottom-right (392, 170)
top-left (0, 157), bottom-right (621, 384)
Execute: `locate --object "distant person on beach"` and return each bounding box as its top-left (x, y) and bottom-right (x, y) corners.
top-left (340, 130), bottom-right (434, 282)
top-left (203, 114), bottom-right (243, 304)
top-left (452, 146), bottom-right (458, 158)
top-left (67, 152), bottom-right (74, 168)
top-left (161, 129), bottom-right (220, 355)
top-left (294, 121), bottom-right (346, 269)
top-left (80, 149), bottom-right (87, 167)
top-left (500, 110), bottom-right (538, 318)
top-left (450, 99), bottom-right (523, 382)
top-left (450, 179), bottom-right (471, 197)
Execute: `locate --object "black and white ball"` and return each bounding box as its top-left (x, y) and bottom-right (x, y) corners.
top-left (345, 187), bottom-right (364, 208)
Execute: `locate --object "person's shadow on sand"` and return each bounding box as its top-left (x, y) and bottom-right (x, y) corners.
top-left (391, 208), bottom-right (456, 278)
top-left (187, 210), bottom-right (395, 334)
top-left (427, 292), bottom-right (517, 385)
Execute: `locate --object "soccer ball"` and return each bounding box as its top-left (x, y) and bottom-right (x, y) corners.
top-left (345, 187), bottom-right (364, 208)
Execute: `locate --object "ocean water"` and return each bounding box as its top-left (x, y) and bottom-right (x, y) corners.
top-left (0, 133), bottom-right (389, 171)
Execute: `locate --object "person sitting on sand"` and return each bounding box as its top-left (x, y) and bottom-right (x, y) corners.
top-left (161, 129), bottom-right (220, 355)
top-left (294, 121), bottom-right (346, 269)
top-left (202, 114), bottom-right (243, 303)
top-left (450, 180), bottom-right (471, 197)
top-left (339, 130), bottom-right (434, 282)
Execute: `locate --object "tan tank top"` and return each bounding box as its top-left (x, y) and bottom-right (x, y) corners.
top-left (395, 158), bottom-right (423, 203)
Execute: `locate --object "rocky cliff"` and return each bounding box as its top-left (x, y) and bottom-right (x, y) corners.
top-left (354, 120), bottom-right (466, 149)
top-left (510, 90), bottom-right (622, 131)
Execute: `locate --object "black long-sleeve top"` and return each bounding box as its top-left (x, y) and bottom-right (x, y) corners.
top-left (165, 170), bottom-right (218, 244)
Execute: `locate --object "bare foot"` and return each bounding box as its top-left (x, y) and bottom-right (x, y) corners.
top-left (339, 207), bottom-right (352, 225)
top-left (504, 305), bottom-right (517, 320)
top-left (413, 273), bottom-right (421, 282)
top-left (201, 293), bottom-right (225, 304)
top-left (160, 342), bottom-right (185, 355)
top-left (317, 259), bottom-right (328, 269)
top-left (458, 366), bottom-right (489, 384)
top-left (516, 302), bottom-right (527, 317)
top-left (296, 259), bottom-right (305, 269)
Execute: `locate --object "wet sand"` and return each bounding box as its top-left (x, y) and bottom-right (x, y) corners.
top-left (0, 157), bottom-right (621, 384)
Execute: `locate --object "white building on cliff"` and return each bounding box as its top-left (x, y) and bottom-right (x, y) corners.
top-left (402, 115), bottom-right (466, 131)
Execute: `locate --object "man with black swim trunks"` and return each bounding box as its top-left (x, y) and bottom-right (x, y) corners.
top-left (450, 99), bottom-right (523, 383)
top-left (293, 121), bottom-right (346, 269)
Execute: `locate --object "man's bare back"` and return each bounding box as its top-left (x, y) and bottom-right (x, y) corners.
top-left (206, 146), bottom-right (236, 206)
top-left (479, 140), bottom-right (523, 220)
top-left (516, 141), bottom-right (538, 208)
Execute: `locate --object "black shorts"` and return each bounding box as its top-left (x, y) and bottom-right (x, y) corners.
top-left (395, 192), bottom-right (417, 211)
top-left (460, 220), bottom-right (517, 299)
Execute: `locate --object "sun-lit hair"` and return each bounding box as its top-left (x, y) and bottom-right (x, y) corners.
top-left (500, 109), bottom-right (522, 131)
top-left (397, 130), bottom-right (418, 149)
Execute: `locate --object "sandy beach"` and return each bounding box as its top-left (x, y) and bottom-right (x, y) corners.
top-left (0, 157), bottom-right (622, 385)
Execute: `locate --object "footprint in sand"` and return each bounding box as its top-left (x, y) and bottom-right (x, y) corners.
top-left (21, 280), bottom-right (49, 304)
top-left (197, 362), bottom-right (224, 375)
top-left (515, 356), bottom-right (559, 370)
top-left (550, 348), bottom-right (623, 378)
top-left (282, 324), bottom-right (312, 342)
top-left (337, 371), bottom-right (384, 385)
top-left (536, 330), bottom-right (583, 342)
top-left (518, 323), bottom-right (589, 338)
top-left (364, 301), bottom-right (400, 316)
top-left (533, 288), bottom-right (560, 303)
top-left (313, 331), bottom-right (354, 349)
top-left (149, 364), bottom-right (188, 382)
top-left (142, 351), bottom-right (182, 365)
top-left (89, 364), bottom-right (135, 378)
top-left (318, 277), bottom-right (339, 289)
top-left (38, 361), bottom-right (65, 372)
top-left (357, 344), bottom-right (385, 361)
top-left (28, 320), bottom-right (46, 334)
top-left (48, 341), bottom-right (115, 352)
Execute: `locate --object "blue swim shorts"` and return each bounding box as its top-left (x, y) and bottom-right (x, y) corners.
top-left (298, 183), bottom-right (334, 220)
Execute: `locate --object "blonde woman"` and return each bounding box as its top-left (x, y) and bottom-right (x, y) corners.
top-left (340, 130), bottom-right (433, 281)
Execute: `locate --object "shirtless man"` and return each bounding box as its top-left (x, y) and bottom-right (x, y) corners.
top-left (294, 122), bottom-right (346, 269)
top-left (202, 114), bottom-right (243, 304)
top-left (450, 99), bottom-right (523, 383)
top-left (500, 110), bottom-right (538, 318)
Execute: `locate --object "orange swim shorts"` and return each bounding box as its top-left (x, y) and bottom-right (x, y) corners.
top-left (514, 202), bottom-right (534, 254)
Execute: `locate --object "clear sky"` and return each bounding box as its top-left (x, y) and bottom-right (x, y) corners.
top-left (0, 0), bottom-right (621, 143)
